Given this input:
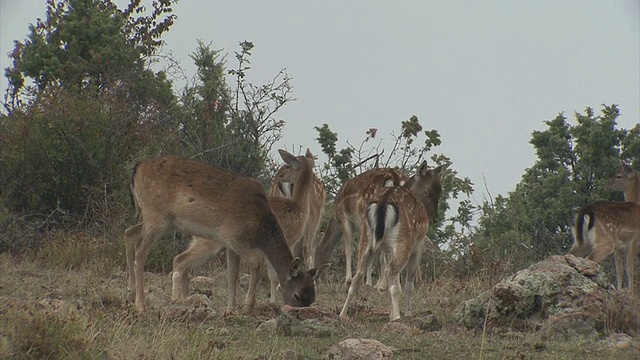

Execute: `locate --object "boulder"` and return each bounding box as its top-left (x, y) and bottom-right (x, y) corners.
top-left (455, 255), bottom-right (639, 338)
top-left (326, 338), bottom-right (393, 360)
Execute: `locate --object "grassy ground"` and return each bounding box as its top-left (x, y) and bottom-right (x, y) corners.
top-left (0, 235), bottom-right (637, 359)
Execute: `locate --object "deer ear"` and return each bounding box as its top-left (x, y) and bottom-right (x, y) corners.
top-left (289, 257), bottom-right (304, 277)
top-left (434, 163), bottom-right (449, 177)
top-left (308, 263), bottom-right (331, 281)
top-left (279, 149), bottom-right (301, 169)
top-left (417, 161), bottom-right (429, 177)
top-left (305, 148), bottom-right (313, 159)
top-left (621, 161), bottom-right (634, 176)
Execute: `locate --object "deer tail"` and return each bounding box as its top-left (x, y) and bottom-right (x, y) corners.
top-left (366, 202), bottom-right (399, 244)
top-left (571, 206), bottom-right (596, 253)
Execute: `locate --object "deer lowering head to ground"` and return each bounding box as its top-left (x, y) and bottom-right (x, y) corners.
top-left (314, 167), bottom-right (410, 286)
top-left (124, 154), bottom-right (323, 314)
top-left (568, 161), bottom-right (640, 295)
top-left (269, 156), bottom-right (326, 268)
top-left (171, 149), bottom-right (329, 312)
top-left (339, 162), bottom-right (447, 321)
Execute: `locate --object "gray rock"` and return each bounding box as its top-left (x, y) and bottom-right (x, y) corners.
top-left (326, 338), bottom-right (393, 360)
top-left (454, 254), bottom-right (637, 337)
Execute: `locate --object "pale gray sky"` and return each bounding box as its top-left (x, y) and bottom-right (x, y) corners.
top-left (1, 0), bottom-right (639, 203)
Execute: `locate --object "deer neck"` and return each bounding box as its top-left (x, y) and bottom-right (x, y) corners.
top-left (624, 177), bottom-right (640, 204)
top-left (259, 220), bottom-right (296, 284)
top-left (291, 164), bottom-right (312, 209)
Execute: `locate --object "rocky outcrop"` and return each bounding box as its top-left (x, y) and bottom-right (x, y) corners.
top-left (455, 255), bottom-right (639, 338)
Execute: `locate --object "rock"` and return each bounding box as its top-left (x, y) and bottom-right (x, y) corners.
top-left (382, 322), bottom-right (419, 336)
top-left (257, 312), bottom-right (343, 337)
top-left (400, 311), bottom-right (439, 332)
top-left (603, 333), bottom-right (634, 350)
top-left (455, 254), bottom-right (638, 337)
top-left (326, 338), bottom-right (393, 360)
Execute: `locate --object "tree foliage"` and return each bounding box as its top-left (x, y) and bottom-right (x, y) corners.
top-left (473, 104), bottom-right (640, 270)
top-left (1, 0), bottom-right (177, 227)
top-left (313, 116), bottom-right (475, 247)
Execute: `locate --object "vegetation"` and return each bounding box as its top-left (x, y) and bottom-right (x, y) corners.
top-left (0, 1), bottom-right (638, 358)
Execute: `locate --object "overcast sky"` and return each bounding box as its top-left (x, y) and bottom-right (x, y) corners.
top-left (1, 0), bottom-right (639, 204)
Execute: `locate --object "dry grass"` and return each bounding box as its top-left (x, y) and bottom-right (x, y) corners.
top-left (0, 234), bottom-right (638, 360)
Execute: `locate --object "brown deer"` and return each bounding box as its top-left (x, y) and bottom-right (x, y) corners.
top-left (568, 161), bottom-right (640, 295)
top-left (171, 149), bottom-right (329, 311)
top-left (314, 167), bottom-right (409, 286)
top-left (339, 162), bottom-right (447, 320)
top-left (124, 154), bottom-right (325, 314)
top-left (269, 163), bottom-right (326, 268)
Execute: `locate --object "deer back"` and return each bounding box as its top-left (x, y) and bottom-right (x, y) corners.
top-left (334, 167), bottom-right (410, 226)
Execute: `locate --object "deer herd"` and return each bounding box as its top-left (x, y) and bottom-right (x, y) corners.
top-left (124, 149), bottom-right (639, 320)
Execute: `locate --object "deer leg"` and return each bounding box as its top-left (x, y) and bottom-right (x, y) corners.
top-left (340, 250), bottom-right (375, 318)
top-left (340, 230), bottom-right (375, 318)
top-left (172, 237), bottom-right (224, 300)
top-left (133, 221), bottom-right (166, 313)
top-left (267, 261), bottom-right (279, 303)
top-left (385, 263), bottom-right (402, 322)
top-left (613, 247), bottom-right (625, 290)
top-left (226, 250), bottom-right (241, 311)
top-left (626, 237), bottom-right (638, 295)
top-left (124, 223), bottom-right (142, 303)
top-left (343, 221), bottom-right (355, 285)
top-left (314, 217), bottom-right (342, 268)
top-left (242, 253), bottom-right (260, 314)
top-left (403, 241), bottom-right (425, 317)
top-left (586, 235), bottom-right (615, 264)
top-left (374, 253), bottom-right (388, 291)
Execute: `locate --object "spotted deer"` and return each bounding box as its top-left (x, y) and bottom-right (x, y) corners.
top-left (314, 168), bottom-right (409, 286)
top-left (171, 149), bottom-right (329, 311)
top-left (339, 162), bottom-right (447, 320)
top-left (568, 161), bottom-right (640, 295)
top-left (124, 154), bottom-right (325, 314)
top-left (269, 163), bottom-right (326, 268)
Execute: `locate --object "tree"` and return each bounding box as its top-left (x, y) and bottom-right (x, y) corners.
top-left (177, 41), bottom-right (292, 178)
top-left (0, 0), bottom-right (177, 225)
top-left (473, 104), bottom-right (640, 270)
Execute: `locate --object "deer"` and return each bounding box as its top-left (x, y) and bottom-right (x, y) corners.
top-left (339, 162), bottom-right (447, 321)
top-left (171, 149), bottom-right (329, 311)
top-left (124, 153), bottom-right (326, 314)
top-left (268, 162), bottom-right (326, 268)
top-left (314, 166), bottom-right (426, 288)
top-left (568, 160), bottom-right (640, 295)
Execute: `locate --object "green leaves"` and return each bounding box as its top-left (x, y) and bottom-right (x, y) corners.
top-left (475, 104), bottom-right (638, 268)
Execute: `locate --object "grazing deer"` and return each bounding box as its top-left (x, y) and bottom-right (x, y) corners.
top-left (568, 161), bottom-right (640, 295)
top-left (269, 163), bottom-right (326, 268)
top-left (124, 154), bottom-right (325, 314)
top-left (339, 162), bottom-right (447, 321)
top-left (171, 149), bottom-right (329, 311)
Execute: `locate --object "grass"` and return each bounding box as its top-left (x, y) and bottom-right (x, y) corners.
top-left (0, 233), bottom-right (637, 359)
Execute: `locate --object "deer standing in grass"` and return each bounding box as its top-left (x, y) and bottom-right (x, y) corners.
top-left (568, 161), bottom-right (640, 295)
top-left (124, 153), bottom-right (324, 314)
top-left (171, 149), bottom-right (329, 311)
top-left (339, 162), bottom-right (447, 321)
top-left (314, 167), bottom-right (409, 287)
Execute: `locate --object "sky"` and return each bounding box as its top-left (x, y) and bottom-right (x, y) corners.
top-left (1, 0), bottom-right (639, 206)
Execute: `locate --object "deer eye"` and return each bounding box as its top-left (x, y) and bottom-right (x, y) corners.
top-left (293, 292), bottom-right (301, 303)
